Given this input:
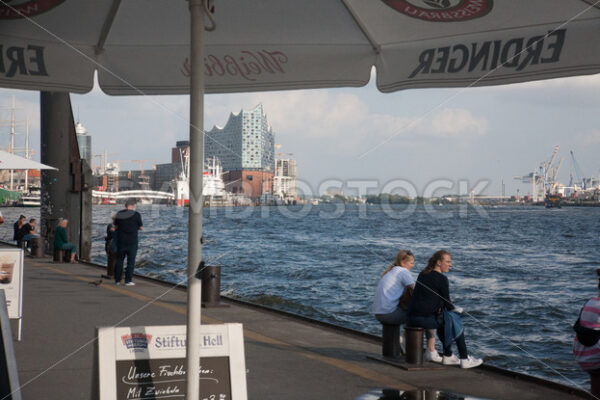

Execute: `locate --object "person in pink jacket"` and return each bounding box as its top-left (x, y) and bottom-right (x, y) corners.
top-left (573, 268), bottom-right (600, 396)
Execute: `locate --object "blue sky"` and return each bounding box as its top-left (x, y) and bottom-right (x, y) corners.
top-left (1, 71), bottom-right (599, 197)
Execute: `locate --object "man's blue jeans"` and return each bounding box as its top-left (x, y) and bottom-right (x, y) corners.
top-left (115, 243), bottom-right (138, 284)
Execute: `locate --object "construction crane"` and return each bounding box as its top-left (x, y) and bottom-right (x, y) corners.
top-left (91, 150), bottom-right (118, 174)
top-left (114, 159), bottom-right (157, 171)
top-left (274, 144), bottom-right (294, 160)
top-left (514, 145), bottom-right (563, 202)
top-left (130, 159), bottom-right (157, 172)
top-left (113, 159), bottom-right (157, 191)
top-left (569, 150), bottom-right (586, 189)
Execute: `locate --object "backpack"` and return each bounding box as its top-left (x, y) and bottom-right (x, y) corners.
top-left (574, 306), bottom-right (600, 347)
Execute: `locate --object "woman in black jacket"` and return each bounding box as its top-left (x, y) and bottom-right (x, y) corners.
top-left (407, 250), bottom-right (482, 368)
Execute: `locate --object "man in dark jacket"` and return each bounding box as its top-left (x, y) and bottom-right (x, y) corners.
top-left (114, 199), bottom-right (143, 286)
top-left (13, 215), bottom-right (25, 242)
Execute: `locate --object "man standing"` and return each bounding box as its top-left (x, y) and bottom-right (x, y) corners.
top-left (114, 198), bottom-right (143, 286)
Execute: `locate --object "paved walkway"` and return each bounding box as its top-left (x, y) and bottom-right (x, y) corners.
top-left (5, 255), bottom-right (593, 399)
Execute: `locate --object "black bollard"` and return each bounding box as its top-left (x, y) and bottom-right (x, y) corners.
top-left (201, 265), bottom-right (228, 308)
top-left (30, 237), bottom-right (45, 258)
top-left (404, 327), bottom-right (424, 364)
top-left (381, 324), bottom-right (401, 358)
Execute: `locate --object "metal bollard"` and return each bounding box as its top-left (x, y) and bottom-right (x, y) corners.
top-left (381, 324), bottom-right (401, 358)
top-left (404, 327), bottom-right (424, 364)
top-left (53, 249), bottom-right (64, 263)
top-left (30, 238), bottom-right (45, 258)
top-left (201, 265), bottom-right (222, 307)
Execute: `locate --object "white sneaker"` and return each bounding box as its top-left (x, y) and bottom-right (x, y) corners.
top-left (399, 334), bottom-right (406, 355)
top-left (125, 282), bottom-right (136, 286)
top-left (460, 355), bottom-right (483, 369)
top-left (425, 350), bottom-right (442, 363)
top-left (442, 354), bottom-right (460, 365)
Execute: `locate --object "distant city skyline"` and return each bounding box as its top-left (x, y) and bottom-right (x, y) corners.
top-left (1, 71), bottom-right (599, 197)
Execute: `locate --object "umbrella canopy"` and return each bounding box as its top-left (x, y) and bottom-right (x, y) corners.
top-left (0, 150), bottom-right (57, 170)
top-left (2, 1), bottom-right (599, 399)
top-left (0, 0), bottom-right (599, 95)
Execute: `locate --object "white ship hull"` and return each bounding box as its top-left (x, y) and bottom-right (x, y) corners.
top-left (170, 156), bottom-right (228, 206)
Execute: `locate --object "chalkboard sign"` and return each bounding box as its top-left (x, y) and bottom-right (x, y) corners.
top-left (96, 324), bottom-right (246, 400)
top-left (115, 357), bottom-right (230, 399)
top-left (0, 249), bottom-right (24, 341)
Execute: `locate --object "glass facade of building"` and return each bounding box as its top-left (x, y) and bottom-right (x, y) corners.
top-left (205, 104), bottom-right (274, 172)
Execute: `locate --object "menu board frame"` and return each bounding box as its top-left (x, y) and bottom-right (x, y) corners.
top-left (0, 248), bottom-right (24, 341)
top-left (96, 324), bottom-right (247, 400)
top-left (0, 290), bottom-right (22, 400)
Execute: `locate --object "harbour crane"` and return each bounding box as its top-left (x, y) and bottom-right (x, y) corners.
top-left (569, 150), bottom-right (586, 189)
top-left (514, 145), bottom-right (563, 202)
top-left (540, 145), bottom-right (563, 195)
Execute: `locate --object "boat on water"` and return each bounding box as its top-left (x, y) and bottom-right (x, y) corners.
top-left (170, 154), bottom-right (230, 206)
top-left (545, 193), bottom-right (562, 208)
top-left (15, 189), bottom-right (41, 207)
top-left (100, 197), bottom-right (117, 205)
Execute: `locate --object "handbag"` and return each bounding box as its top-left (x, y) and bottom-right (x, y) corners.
top-left (398, 286), bottom-right (414, 311)
top-left (574, 306), bottom-right (600, 347)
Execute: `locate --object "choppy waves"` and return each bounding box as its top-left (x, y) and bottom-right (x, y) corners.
top-left (4, 204), bottom-right (595, 389)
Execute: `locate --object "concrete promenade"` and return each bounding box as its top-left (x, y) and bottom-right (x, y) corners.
top-left (5, 255), bottom-right (593, 399)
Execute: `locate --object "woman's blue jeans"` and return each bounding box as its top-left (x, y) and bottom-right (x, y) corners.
top-left (407, 313), bottom-right (468, 358)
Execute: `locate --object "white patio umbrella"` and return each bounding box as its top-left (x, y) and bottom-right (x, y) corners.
top-left (1, 1), bottom-right (600, 398)
top-left (0, 150), bottom-right (57, 170)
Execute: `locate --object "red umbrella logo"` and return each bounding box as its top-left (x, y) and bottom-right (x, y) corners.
top-left (382, 0), bottom-right (493, 22)
top-left (0, 0), bottom-right (66, 20)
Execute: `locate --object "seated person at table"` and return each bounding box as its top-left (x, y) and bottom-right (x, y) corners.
top-left (19, 218), bottom-right (40, 247)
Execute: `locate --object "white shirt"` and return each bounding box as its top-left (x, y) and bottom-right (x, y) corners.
top-left (373, 266), bottom-right (414, 314)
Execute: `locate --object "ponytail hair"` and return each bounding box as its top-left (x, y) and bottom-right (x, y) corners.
top-left (381, 250), bottom-right (414, 277)
top-left (422, 250), bottom-right (451, 274)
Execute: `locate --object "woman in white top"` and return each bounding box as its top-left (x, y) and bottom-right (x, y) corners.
top-left (373, 250), bottom-right (415, 326)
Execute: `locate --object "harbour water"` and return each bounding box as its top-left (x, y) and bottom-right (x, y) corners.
top-left (1, 204), bottom-right (598, 389)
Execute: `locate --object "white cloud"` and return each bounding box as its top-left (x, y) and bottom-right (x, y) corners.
top-left (205, 90), bottom-right (488, 154)
top-left (426, 108), bottom-right (488, 139)
top-left (479, 72), bottom-right (600, 94)
top-left (575, 129), bottom-right (600, 146)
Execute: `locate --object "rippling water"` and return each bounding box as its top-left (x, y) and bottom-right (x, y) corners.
top-left (1, 203), bottom-right (598, 389)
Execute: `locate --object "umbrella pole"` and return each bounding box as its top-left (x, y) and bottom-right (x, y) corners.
top-left (186, 1), bottom-right (205, 399)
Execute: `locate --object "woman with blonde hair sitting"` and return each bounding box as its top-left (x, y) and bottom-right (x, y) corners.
top-left (373, 250), bottom-right (416, 354)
